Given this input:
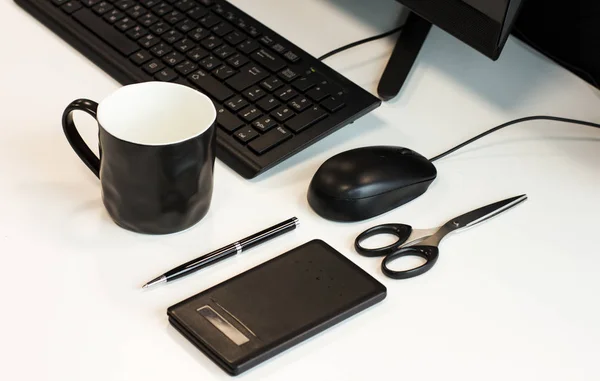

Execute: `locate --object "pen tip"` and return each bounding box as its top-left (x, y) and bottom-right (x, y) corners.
top-left (142, 275), bottom-right (167, 289)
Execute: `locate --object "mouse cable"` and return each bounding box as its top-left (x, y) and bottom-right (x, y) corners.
top-left (318, 25), bottom-right (404, 61)
top-left (428, 115), bottom-right (600, 162)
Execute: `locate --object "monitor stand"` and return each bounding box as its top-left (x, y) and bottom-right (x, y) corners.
top-left (377, 12), bottom-right (432, 101)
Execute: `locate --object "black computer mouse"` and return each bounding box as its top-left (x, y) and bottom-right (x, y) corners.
top-left (307, 146), bottom-right (437, 222)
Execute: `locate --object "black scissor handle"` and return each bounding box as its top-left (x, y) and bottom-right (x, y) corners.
top-left (355, 223), bottom-right (412, 257)
top-left (382, 245), bottom-right (440, 279)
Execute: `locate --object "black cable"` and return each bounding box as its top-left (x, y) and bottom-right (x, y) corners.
top-left (428, 115), bottom-right (600, 162)
top-left (318, 25), bottom-right (404, 61)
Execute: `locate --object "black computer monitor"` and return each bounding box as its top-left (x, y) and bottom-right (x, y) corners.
top-left (379, 0), bottom-right (524, 100)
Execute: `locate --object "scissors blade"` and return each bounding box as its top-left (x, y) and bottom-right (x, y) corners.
top-left (444, 194), bottom-right (528, 231)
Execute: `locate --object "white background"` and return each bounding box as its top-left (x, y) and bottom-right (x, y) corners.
top-left (1, 0), bottom-right (599, 380)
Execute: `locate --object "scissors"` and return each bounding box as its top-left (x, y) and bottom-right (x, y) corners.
top-left (354, 194), bottom-right (528, 279)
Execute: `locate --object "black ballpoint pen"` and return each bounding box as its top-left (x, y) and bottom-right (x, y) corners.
top-left (142, 217), bottom-right (300, 289)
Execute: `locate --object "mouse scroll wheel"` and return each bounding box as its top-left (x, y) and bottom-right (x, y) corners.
top-left (400, 149), bottom-right (413, 155)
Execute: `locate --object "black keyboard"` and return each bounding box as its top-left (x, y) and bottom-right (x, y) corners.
top-left (17, 0), bottom-right (381, 178)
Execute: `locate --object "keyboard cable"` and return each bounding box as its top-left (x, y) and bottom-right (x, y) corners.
top-left (318, 25), bottom-right (404, 61)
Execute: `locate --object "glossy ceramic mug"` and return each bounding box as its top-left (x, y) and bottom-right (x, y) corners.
top-left (62, 82), bottom-right (217, 234)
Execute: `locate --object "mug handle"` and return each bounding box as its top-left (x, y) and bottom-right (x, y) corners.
top-left (62, 99), bottom-right (101, 178)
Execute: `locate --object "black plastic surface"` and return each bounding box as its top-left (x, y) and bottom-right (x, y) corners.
top-left (167, 239), bottom-right (386, 375)
top-left (382, 245), bottom-right (439, 279)
top-left (377, 12), bottom-right (431, 101)
top-left (307, 146), bottom-right (437, 222)
top-left (15, 0), bottom-right (381, 179)
top-left (354, 223), bottom-right (412, 257)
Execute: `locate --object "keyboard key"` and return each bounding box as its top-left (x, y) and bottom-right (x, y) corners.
top-left (259, 35), bottom-right (274, 46)
top-left (216, 106), bottom-right (244, 132)
top-left (214, 45), bottom-right (235, 59)
top-left (187, 6), bottom-right (208, 20)
top-left (80, 0), bottom-right (99, 6)
top-left (140, 0), bottom-right (159, 7)
top-left (142, 59), bottom-right (164, 74)
top-left (271, 43), bottom-right (286, 54)
top-left (321, 95), bottom-right (345, 112)
top-left (283, 51), bottom-right (300, 63)
top-left (260, 76), bottom-right (283, 92)
top-left (248, 126), bottom-right (292, 155)
top-left (176, 19), bottom-right (197, 33)
top-left (126, 25), bottom-right (147, 39)
top-left (227, 54), bottom-right (248, 68)
top-left (163, 51), bottom-right (185, 66)
top-left (199, 55), bottom-right (221, 70)
top-left (188, 69), bottom-right (234, 101)
top-left (212, 22), bottom-right (233, 37)
top-left (225, 31), bottom-right (246, 45)
top-left (306, 85), bottom-right (330, 102)
top-left (238, 106), bottom-right (261, 123)
top-left (234, 127), bottom-right (259, 143)
top-left (126, 5), bottom-right (146, 18)
top-left (150, 21), bottom-right (170, 35)
top-left (225, 95), bottom-right (248, 112)
top-left (285, 106), bottom-right (327, 133)
top-left (175, 60), bottom-right (197, 75)
top-left (155, 68), bottom-right (178, 81)
top-left (62, 2), bottom-right (83, 14)
top-left (115, 0), bottom-right (135, 10)
top-left (175, 0), bottom-right (196, 12)
top-left (173, 38), bottom-right (195, 53)
top-left (271, 105), bottom-right (294, 122)
top-left (292, 76), bottom-right (316, 92)
top-left (115, 17), bottom-right (137, 31)
top-left (235, 17), bottom-right (248, 30)
top-left (152, 2), bottom-right (173, 16)
top-left (198, 0), bottom-right (214, 6)
top-left (288, 96), bottom-right (312, 112)
top-left (163, 30), bottom-right (183, 44)
top-left (243, 86), bottom-right (266, 101)
top-left (138, 13), bottom-right (159, 27)
top-left (214, 65), bottom-right (236, 80)
top-left (165, 11), bottom-right (185, 25)
top-left (238, 39), bottom-right (260, 54)
top-left (188, 27), bottom-right (210, 41)
top-left (139, 33), bottom-right (160, 49)
top-left (199, 13), bottom-right (222, 28)
top-left (92, 1), bottom-right (113, 14)
top-left (256, 95), bottom-right (280, 112)
top-left (223, 10), bottom-right (237, 23)
top-left (151, 42), bottom-right (172, 57)
top-left (252, 115), bottom-right (277, 132)
top-left (187, 47), bottom-right (209, 61)
top-left (275, 86), bottom-right (298, 102)
top-left (278, 68), bottom-right (298, 82)
top-left (201, 36), bottom-right (222, 50)
top-left (73, 9), bottom-right (139, 56)
top-left (212, 3), bottom-right (227, 15)
top-left (251, 49), bottom-right (286, 72)
top-left (225, 64), bottom-right (269, 92)
top-left (243, 25), bottom-right (260, 38)
top-left (130, 49), bottom-right (152, 65)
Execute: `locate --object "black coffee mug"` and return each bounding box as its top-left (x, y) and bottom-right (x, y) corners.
top-left (62, 82), bottom-right (217, 234)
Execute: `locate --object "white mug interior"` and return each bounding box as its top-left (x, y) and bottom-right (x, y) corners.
top-left (97, 82), bottom-right (216, 146)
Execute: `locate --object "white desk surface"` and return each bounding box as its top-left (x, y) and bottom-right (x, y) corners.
top-left (1, 0), bottom-right (600, 380)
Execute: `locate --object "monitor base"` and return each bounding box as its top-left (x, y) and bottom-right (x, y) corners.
top-left (377, 12), bottom-right (432, 101)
